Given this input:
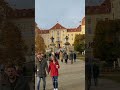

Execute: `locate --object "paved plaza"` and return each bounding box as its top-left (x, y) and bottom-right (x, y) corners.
top-left (35, 59), bottom-right (85, 90)
top-left (90, 78), bottom-right (120, 90)
top-left (30, 59), bottom-right (120, 90)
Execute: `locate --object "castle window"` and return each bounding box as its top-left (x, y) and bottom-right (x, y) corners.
top-left (112, 3), bottom-right (114, 8)
top-left (87, 18), bottom-right (91, 24)
top-left (96, 18), bottom-right (101, 21)
top-left (23, 13), bottom-right (26, 16)
top-left (88, 27), bottom-right (92, 34)
top-left (57, 31), bottom-right (59, 35)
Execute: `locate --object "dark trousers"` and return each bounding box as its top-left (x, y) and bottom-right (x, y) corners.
top-left (61, 59), bottom-right (63, 62)
top-left (37, 76), bottom-right (46, 90)
top-left (93, 77), bottom-right (98, 86)
top-left (86, 78), bottom-right (91, 90)
top-left (74, 59), bottom-right (76, 62)
top-left (65, 59), bottom-right (68, 64)
top-left (52, 76), bottom-right (58, 88)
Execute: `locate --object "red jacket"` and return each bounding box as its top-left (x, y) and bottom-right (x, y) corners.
top-left (48, 61), bottom-right (60, 77)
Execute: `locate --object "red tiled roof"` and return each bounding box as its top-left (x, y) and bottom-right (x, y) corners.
top-left (67, 28), bottom-right (76, 32)
top-left (67, 25), bottom-right (81, 32)
top-left (38, 29), bottom-right (49, 34)
top-left (36, 29), bottom-right (41, 33)
top-left (36, 21), bottom-right (84, 33)
top-left (7, 9), bottom-right (34, 19)
top-left (77, 25), bottom-right (81, 29)
top-left (50, 23), bottom-right (66, 30)
top-left (86, 0), bottom-right (111, 15)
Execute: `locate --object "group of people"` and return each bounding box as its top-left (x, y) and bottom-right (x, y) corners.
top-left (0, 63), bottom-right (30, 90)
top-left (36, 52), bottom-right (60, 90)
top-left (85, 58), bottom-right (100, 90)
top-left (55, 51), bottom-right (77, 64)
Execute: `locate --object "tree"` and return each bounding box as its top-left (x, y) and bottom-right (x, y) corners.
top-left (0, 0), bottom-right (27, 65)
top-left (74, 34), bottom-right (85, 53)
top-left (0, 21), bottom-right (27, 65)
top-left (93, 20), bottom-right (120, 65)
top-left (0, 0), bottom-right (12, 28)
top-left (35, 25), bottom-right (46, 53)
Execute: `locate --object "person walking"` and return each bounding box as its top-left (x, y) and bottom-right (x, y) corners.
top-left (69, 51), bottom-right (74, 64)
top-left (59, 51), bottom-right (63, 62)
top-left (36, 53), bottom-right (48, 90)
top-left (85, 58), bottom-right (92, 90)
top-left (64, 52), bottom-right (68, 64)
top-left (48, 56), bottom-right (60, 90)
top-left (73, 52), bottom-right (76, 62)
top-left (93, 61), bottom-right (100, 86)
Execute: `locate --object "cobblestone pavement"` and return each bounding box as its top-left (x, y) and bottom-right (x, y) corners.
top-left (35, 59), bottom-right (85, 90)
top-left (90, 78), bottom-right (120, 90)
top-left (30, 60), bottom-right (120, 90)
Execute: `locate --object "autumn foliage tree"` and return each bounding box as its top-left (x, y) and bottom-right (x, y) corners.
top-left (35, 26), bottom-right (46, 53)
top-left (0, 21), bottom-right (27, 65)
top-left (93, 20), bottom-right (120, 64)
top-left (74, 34), bottom-right (85, 53)
top-left (0, 0), bottom-right (27, 65)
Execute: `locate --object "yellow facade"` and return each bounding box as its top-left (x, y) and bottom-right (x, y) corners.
top-left (9, 9), bottom-right (34, 56)
top-left (111, 0), bottom-right (120, 19)
top-left (39, 17), bottom-right (85, 50)
top-left (86, 0), bottom-right (120, 57)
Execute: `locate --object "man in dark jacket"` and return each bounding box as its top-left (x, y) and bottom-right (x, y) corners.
top-left (64, 52), bottom-right (68, 64)
top-left (73, 52), bottom-right (76, 62)
top-left (36, 53), bottom-right (48, 90)
top-left (0, 63), bottom-right (30, 90)
top-left (85, 59), bottom-right (92, 90)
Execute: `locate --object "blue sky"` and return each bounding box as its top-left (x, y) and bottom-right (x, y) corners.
top-left (5, 0), bottom-right (34, 9)
top-left (35, 0), bottom-right (85, 29)
top-left (5, 0), bottom-right (105, 29)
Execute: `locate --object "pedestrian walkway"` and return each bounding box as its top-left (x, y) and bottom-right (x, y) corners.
top-left (35, 59), bottom-right (85, 90)
top-left (90, 78), bottom-right (120, 90)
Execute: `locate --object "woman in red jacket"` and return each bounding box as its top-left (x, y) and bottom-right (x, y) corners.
top-left (48, 56), bottom-right (60, 90)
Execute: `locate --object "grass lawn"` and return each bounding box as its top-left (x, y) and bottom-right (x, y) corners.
top-left (77, 54), bottom-right (85, 60)
top-left (101, 72), bottom-right (120, 83)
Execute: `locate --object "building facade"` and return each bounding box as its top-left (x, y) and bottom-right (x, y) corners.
top-left (37, 17), bottom-right (85, 50)
top-left (8, 9), bottom-right (34, 56)
top-left (86, 0), bottom-right (120, 57)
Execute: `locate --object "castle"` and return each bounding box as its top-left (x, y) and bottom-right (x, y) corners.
top-left (37, 17), bottom-right (85, 50)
